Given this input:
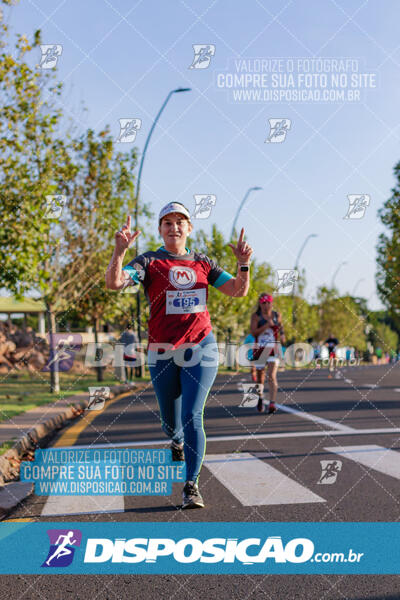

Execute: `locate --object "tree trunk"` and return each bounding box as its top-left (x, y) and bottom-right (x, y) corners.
top-left (46, 304), bottom-right (60, 393)
top-left (93, 317), bottom-right (103, 382)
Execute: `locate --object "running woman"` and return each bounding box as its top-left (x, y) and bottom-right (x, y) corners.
top-left (324, 334), bottom-right (339, 378)
top-left (250, 293), bottom-right (285, 414)
top-left (106, 202), bottom-right (252, 509)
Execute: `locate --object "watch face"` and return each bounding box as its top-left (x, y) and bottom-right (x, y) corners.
top-left (240, 265), bottom-right (249, 271)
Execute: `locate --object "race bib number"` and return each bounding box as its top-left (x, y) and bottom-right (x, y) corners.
top-left (166, 288), bottom-right (207, 314)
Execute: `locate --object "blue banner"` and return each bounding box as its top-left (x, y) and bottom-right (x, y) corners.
top-left (0, 522), bottom-right (399, 574)
top-left (20, 448), bottom-right (185, 495)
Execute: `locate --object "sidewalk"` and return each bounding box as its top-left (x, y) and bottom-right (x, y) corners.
top-left (0, 393), bottom-right (88, 445)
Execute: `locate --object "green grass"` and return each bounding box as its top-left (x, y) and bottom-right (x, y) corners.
top-left (0, 370), bottom-right (150, 423)
top-left (0, 439), bottom-right (17, 456)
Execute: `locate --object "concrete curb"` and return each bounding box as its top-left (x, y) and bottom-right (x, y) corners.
top-left (0, 383), bottom-right (143, 519)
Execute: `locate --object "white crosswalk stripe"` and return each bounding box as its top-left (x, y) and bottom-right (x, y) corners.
top-left (275, 403), bottom-right (354, 432)
top-left (204, 452), bottom-right (325, 506)
top-left (41, 495), bottom-right (124, 516)
top-left (324, 444), bottom-right (400, 480)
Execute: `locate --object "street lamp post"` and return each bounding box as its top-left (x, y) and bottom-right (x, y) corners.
top-left (352, 278), bottom-right (365, 296)
top-left (291, 234), bottom-right (318, 341)
top-left (230, 186), bottom-right (262, 241)
top-left (134, 87), bottom-right (191, 376)
top-left (331, 261), bottom-right (347, 289)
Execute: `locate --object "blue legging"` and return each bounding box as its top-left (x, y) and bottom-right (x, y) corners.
top-left (148, 332), bottom-right (218, 482)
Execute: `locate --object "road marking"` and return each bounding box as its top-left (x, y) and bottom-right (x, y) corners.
top-left (54, 391), bottom-right (134, 447)
top-left (41, 495), bottom-right (124, 517)
top-left (204, 453), bottom-right (325, 505)
top-left (53, 427), bottom-right (400, 449)
top-left (324, 444), bottom-right (400, 480)
top-left (361, 384), bottom-right (379, 389)
top-left (275, 403), bottom-right (355, 432)
top-left (3, 518), bottom-right (34, 522)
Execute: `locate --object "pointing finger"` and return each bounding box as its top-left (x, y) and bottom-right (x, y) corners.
top-left (126, 215), bottom-right (131, 230)
top-left (238, 228), bottom-right (245, 244)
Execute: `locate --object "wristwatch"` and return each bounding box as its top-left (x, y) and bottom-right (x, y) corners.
top-left (238, 263), bottom-right (249, 272)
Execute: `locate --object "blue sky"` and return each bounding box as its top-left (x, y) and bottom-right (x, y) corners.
top-left (9, 0), bottom-right (400, 310)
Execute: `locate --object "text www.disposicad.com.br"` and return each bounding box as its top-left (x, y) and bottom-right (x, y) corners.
top-left (37, 481), bottom-right (167, 494)
top-left (230, 89), bottom-right (360, 102)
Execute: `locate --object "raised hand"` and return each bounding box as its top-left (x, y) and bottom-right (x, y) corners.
top-left (228, 228), bottom-right (253, 264)
top-left (115, 215), bottom-right (141, 252)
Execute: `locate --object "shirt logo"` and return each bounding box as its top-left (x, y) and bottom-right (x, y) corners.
top-left (168, 266), bottom-right (197, 289)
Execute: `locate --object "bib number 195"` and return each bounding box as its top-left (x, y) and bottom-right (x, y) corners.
top-left (166, 289), bottom-right (206, 314)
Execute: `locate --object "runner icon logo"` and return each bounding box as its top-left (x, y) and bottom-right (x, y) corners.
top-left (192, 195), bottom-right (217, 219)
top-left (44, 195), bottom-right (67, 219)
top-left (239, 383), bottom-right (262, 408)
top-left (117, 118), bottom-right (142, 143)
top-left (42, 529), bottom-right (82, 567)
top-left (87, 386), bottom-right (110, 411)
top-left (265, 119), bottom-right (291, 143)
top-left (275, 269), bottom-right (299, 294)
top-left (344, 194), bottom-right (370, 219)
top-left (168, 266), bottom-right (197, 289)
top-left (317, 460), bottom-right (342, 485)
top-left (189, 45), bottom-right (216, 69)
top-left (42, 334), bottom-right (82, 373)
top-left (39, 45), bottom-right (63, 69)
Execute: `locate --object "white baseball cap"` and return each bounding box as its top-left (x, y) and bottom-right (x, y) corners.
top-left (158, 202), bottom-right (191, 223)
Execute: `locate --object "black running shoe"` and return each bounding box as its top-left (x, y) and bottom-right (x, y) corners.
top-left (257, 396), bottom-right (265, 413)
top-left (171, 441), bottom-right (185, 462)
top-left (182, 481), bottom-right (204, 509)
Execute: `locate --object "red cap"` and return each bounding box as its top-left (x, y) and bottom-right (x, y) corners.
top-left (259, 293), bottom-right (273, 303)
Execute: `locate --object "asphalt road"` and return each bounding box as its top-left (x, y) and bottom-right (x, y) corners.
top-left (2, 363), bottom-right (400, 599)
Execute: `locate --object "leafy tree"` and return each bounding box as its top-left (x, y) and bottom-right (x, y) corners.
top-left (191, 224), bottom-right (274, 340)
top-left (0, 18), bottom-right (150, 390)
top-left (276, 295), bottom-right (319, 344)
top-left (0, 25), bottom-right (74, 294)
top-left (376, 165), bottom-right (400, 330)
top-left (366, 310), bottom-right (399, 354)
top-left (316, 287), bottom-right (367, 350)
top-left (45, 128), bottom-right (144, 387)
top-left (369, 322), bottom-right (398, 354)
